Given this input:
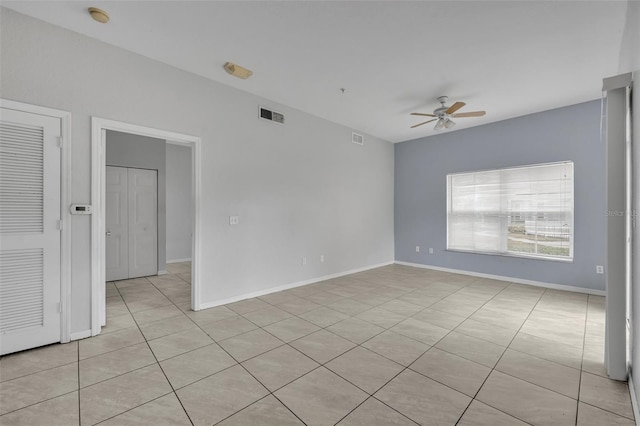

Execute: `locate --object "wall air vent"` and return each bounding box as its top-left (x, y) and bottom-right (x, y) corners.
top-left (259, 106), bottom-right (284, 124)
top-left (352, 132), bottom-right (364, 145)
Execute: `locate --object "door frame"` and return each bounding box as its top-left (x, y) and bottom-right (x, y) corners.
top-left (0, 98), bottom-right (72, 344)
top-left (603, 72), bottom-right (633, 381)
top-left (91, 117), bottom-right (202, 336)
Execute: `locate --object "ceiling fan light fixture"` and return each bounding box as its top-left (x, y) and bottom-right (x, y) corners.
top-left (410, 96), bottom-right (486, 130)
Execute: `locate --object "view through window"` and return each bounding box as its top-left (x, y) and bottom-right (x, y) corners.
top-left (447, 161), bottom-right (574, 260)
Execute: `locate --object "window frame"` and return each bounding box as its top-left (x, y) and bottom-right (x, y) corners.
top-left (445, 161), bottom-right (574, 262)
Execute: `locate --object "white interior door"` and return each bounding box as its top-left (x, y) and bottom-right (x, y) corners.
top-left (105, 167), bottom-right (157, 281)
top-left (0, 108), bottom-right (61, 355)
top-left (128, 168), bottom-right (157, 278)
top-left (105, 166), bottom-right (128, 281)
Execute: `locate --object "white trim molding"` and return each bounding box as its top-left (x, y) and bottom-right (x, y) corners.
top-left (198, 261), bottom-right (394, 311)
top-left (91, 117), bottom-right (202, 335)
top-left (167, 258), bottom-right (192, 264)
top-left (0, 99), bottom-right (73, 344)
top-left (69, 329), bottom-right (92, 341)
top-left (628, 371), bottom-right (640, 424)
top-left (603, 73), bottom-right (633, 381)
top-left (395, 261), bottom-right (606, 296)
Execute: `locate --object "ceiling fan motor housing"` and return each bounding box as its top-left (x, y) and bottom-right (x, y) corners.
top-left (435, 96), bottom-right (450, 117)
top-left (434, 106), bottom-right (449, 117)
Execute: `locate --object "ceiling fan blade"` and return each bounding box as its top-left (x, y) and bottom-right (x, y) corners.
top-left (410, 119), bottom-right (437, 128)
top-left (410, 112), bottom-right (436, 117)
top-left (451, 111), bottom-right (486, 118)
top-left (446, 101), bottom-right (466, 115)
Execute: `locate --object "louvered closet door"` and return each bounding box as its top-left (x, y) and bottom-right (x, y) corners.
top-left (0, 108), bottom-right (61, 355)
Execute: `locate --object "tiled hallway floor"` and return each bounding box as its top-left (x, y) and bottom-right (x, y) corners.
top-left (0, 263), bottom-right (636, 425)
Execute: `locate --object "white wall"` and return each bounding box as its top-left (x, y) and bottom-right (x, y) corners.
top-left (0, 9), bottom-right (394, 334)
top-left (166, 143), bottom-right (192, 262)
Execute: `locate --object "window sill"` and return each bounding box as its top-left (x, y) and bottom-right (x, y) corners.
top-left (445, 248), bottom-right (574, 263)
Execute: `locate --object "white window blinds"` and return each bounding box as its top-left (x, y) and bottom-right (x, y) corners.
top-left (447, 162), bottom-right (574, 260)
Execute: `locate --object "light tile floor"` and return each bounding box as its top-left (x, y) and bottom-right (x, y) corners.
top-left (0, 262), bottom-right (636, 425)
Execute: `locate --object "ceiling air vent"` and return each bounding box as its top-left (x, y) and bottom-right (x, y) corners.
top-left (259, 106), bottom-right (284, 124)
top-left (352, 132), bottom-right (364, 145)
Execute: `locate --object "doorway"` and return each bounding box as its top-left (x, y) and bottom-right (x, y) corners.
top-left (91, 118), bottom-right (202, 336)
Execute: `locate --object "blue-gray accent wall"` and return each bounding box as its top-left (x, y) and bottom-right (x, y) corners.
top-left (395, 100), bottom-right (606, 291)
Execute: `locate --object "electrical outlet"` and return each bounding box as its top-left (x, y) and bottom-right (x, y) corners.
top-left (596, 265), bottom-right (604, 274)
top-left (320, 255), bottom-right (324, 262)
top-left (302, 257), bottom-right (307, 266)
top-left (429, 247), bottom-right (434, 254)
top-left (416, 246), bottom-right (420, 252)
top-left (229, 215), bottom-right (239, 225)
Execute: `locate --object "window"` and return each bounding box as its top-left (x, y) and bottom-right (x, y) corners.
top-left (447, 162), bottom-right (573, 261)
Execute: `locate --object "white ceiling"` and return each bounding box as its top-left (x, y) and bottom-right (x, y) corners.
top-left (3, 1), bottom-right (628, 143)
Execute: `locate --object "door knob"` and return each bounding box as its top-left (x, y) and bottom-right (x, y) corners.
top-left (106, 230), bottom-right (112, 236)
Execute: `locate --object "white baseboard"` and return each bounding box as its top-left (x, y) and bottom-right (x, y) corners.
top-left (394, 261), bottom-right (607, 296)
top-left (629, 371), bottom-right (640, 425)
top-left (167, 258), bottom-right (192, 264)
top-left (197, 260), bottom-right (394, 311)
top-left (157, 270), bottom-right (169, 276)
top-left (69, 329), bottom-right (92, 341)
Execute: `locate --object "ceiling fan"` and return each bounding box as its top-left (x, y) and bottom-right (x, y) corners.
top-left (410, 96), bottom-right (486, 130)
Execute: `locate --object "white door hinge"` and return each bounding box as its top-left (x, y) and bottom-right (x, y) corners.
top-left (57, 136), bottom-right (63, 148)
top-left (57, 219), bottom-right (63, 231)
top-left (57, 303), bottom-right (62, 313)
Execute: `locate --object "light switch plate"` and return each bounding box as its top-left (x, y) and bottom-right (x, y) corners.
top-left (229, 215), bottom-right (239, 225)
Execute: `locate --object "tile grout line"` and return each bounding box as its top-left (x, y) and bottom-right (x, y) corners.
top-left (230, 272), bottom-right (535, 424)
top-left (575, 295), bottom-right (589, 426)
top-left (285, 276), bottom-right (516, 425)
top-left (91, 392), bottom-right (176, 425)
top-left (81, 265), bottom-right (607, 426)
top-left (10, 268), bottom-right (295, 422)
top-left (0, 348), bottom-right (82, 419)
top-left (189, 325), bottom-right (309, 424)
top-left (574, 299), bottom-right (635, 422)
top-left (144, 273), bottom-right (311, 426)
top-left (114, 276), bottom-right (196, 426)
top-left (453, 285), bottom-right (548, 426)
top-left (356, 272), bottom-right (603, 424)
top-left (0, 390), bottom-right (80, 419)
top-left (579, 399), bottom-right (637, 422)
top-left (326, 274), bottom-right (511, 424)
top-left (240, 269), bottom-right (596, 423)
top-left (448, 284), bottom-right (546, 425)
top-left (186, 289), bottom-right (362, 425)
top-left (199, 276), bottom-right (430, 424)
top-left (0, 359), bottom-right (80, 386)
top-left (118, 271), bottom-right (588, 425)
top-left (1, 266), bottom-right (596, 426)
